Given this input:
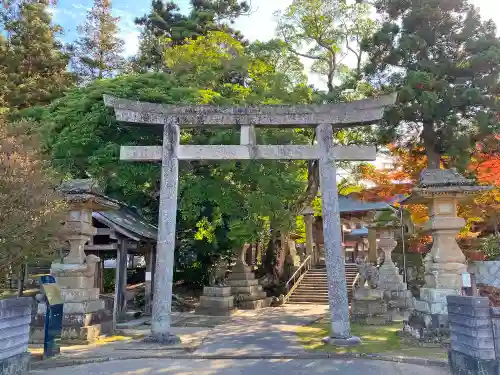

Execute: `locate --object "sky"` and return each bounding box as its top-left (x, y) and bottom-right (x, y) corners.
top-left (49, 0), bottom-right (500, 90)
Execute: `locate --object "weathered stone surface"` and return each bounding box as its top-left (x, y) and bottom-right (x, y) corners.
top-left (351, 299), bottom-right (387, 316)
top-left (59, 288), bottom-right (100, 303)
top-left (226, 279), bottom-right (258, 287)
top-left (469, 261), bottom-right (500, 289)
top-left (199, 296), bottom-right (234, 309)
top-left (0, 352), bottom-right (29, 375)
top-left (422, 288), bottom-right (460, 302)
top-left (0, 298), bottom-right (31, 363)
top-left (234, 292), bottom-right (267, 302)
top-left (447, 295), bottom-right (490, 307)
top-left (121, 145), bottom-right (377, 161)
top-left (54, 275), bottom-right (94, 289)
top-left (31, 309), bottom-right (112, 328)
top-left (238, 298), bottom-right (271, 310)
top-left (317, 123), bottom-right (352, 341)
top-left (38, 300), bottom-right (104, 315)
top-left (448, 350), bottom-right (498, 375)
top-left (202, 287), bottom-right (232, 297)
top-left (230, 285), bottom-right (262, 295)
top-left (104, 94), bottom-right (396, 127)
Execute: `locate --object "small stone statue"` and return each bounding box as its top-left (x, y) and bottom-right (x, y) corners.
top-left (209, 261), bottom-right (228, 287)
top-left (353, 257), bottom-right (380, 290)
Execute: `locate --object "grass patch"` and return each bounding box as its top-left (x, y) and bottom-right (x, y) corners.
top-left (296, 317), bottom-right (447, 360)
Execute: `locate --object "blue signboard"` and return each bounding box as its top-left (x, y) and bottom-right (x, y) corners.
top-left (40, 275), bottom-right (64, 358)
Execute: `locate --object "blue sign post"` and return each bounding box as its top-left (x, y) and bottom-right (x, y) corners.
top-left (40, 275), bottom-right (64, 358)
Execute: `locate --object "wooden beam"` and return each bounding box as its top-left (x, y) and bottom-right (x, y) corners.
top-left (120, 145), bottom-right (377, 162)
top-left (96, 228), bottom-right (111, 235)
top-left (103, 94), bottom-right (396, 128)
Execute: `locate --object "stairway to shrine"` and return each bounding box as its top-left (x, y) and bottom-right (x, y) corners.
top-left (287, 263), bottom-right (358, 304)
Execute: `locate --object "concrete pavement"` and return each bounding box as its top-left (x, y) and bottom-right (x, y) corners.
top-left (30, 358), bottom-right (450, 375)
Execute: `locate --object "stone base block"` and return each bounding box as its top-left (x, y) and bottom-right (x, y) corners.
top-left (30, 309), bottom-right (112, 344)
top-left (403, 309), bottom-right (449, 342)
top-left (237, 298), bottom-right (271, 310)
top-left (202, 287), bottom-right (232, 297)
top-left (0, 352), bottom-right (29, 375)
top-left (226, 279), bottom-right (258, 287)
top-left (59, 288), bottom-right (100, 303)
top-left (231, 285), bottom-right (263, 294)
top-left (234, 291), bottom-right (267, 302)
top-left (351, 298), bottom-right (387, 316)
top-left (352, 314), bottom-right (390, 325)
top-left (353, 288), bottom-right (384, 300)
top-left (37, 299), bottom-right (104, 315)
top-left (420, 288), bottom-right (460, 303)
top-left (449, 350), bottom-right (499, 375)
top-left (199, 296), bottom-right (234, 309)
top-left (52, 275), bottom-right (94, 289)
top-left (30, 321), bottom-right (112, 345)
top-left (32, 309), bottom-right (112, 328)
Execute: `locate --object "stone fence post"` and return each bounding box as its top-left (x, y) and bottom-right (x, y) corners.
top-left (447, 295), bottom-right (497, 375)
top-left (0, 298), bottom-right (32, 375)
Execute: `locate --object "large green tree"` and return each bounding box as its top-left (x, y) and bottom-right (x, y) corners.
top-left (276, 0), bottom-right (376, 95)
top-left (0, 0), bottom-right (74, 110)
top-left (71, 0), bottom-right (125, 83)
top-left (34, 32), bottom-right (312, 285)
top-left (364, 0), bottom-right (500, 169)
top-left (132, 0), bottom-right (250, 71)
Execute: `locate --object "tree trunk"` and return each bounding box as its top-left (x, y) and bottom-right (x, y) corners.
top-left (16, 264), bottom-right (26, 298)
top-left (422, 120), bottom-right (441, 169)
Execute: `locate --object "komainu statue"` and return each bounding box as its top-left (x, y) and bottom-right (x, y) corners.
top-left (352, 257), bottom-right (379, 290)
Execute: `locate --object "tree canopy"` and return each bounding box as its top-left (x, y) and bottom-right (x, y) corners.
top-left (0, 0), bottom-right (74, 110)
top-left (71, 0), bottom-right (125, 83)
top-left (364, 0), bottom-right (500, 169)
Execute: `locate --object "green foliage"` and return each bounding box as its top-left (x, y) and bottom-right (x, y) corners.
top-left (34, 30), bottom-right (313, 284)
top-left (0, 0), bottom-right (74, 110)
top-left (71, 0), bottom-right (125, 83)
top-left (102, 268), bottom-right (115, 293)
top-left (365, 0), bottom-right (500, 168)
top-left (480, 235), bottom-right (500, 260)
top-left (276, 0), bottom-right (376, 94)
top-left (132, 0), bottom-right (250, 71)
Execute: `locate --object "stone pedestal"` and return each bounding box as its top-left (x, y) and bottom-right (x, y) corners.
top-left (402, 169), bottom-right (491, 341)
top-left (377, 229), bottom-right (413, 321)
top-left (195, 287), bottom-right (235, 316)
top-left (351, 288), bottom-right (388, 325)
top-left (227, 262), bottom-right (270, 309)
top-left (31, 255), bottom-right (113, 344)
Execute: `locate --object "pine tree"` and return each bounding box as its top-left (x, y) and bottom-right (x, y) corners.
top-left (133, 0), bottom-right (250, 71)
top-left (364, 0), bottom-right (500, 169)
top-left (0, 0), bottom-right (74, 110)
top-left (72, 0), bottom-right (125, 83)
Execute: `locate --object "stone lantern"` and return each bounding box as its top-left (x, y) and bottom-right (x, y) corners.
top-left (369, 210), bottom-right (413, 321)
top-left (32, 179), bottom-right (120, 344)
top-left (402, 168), bottom-right (491, 340)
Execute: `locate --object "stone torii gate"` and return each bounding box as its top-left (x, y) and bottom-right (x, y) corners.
top-left (104, 93), bottom-right (396, 345)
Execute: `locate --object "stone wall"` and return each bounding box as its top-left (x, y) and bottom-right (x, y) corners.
top-left (447, 295), bottom-right (498, 375)
top-left (468, 261), bottom-right (500, 289)
top-left (0, 298), bottom-right (32, 375)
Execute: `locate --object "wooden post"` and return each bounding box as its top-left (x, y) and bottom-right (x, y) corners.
top-left (368, 228), bottom-right (377, 263)
top-left (113, 238), bottom-right (128, 330)
top-left (144, 247), bottom-right (153, 315)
